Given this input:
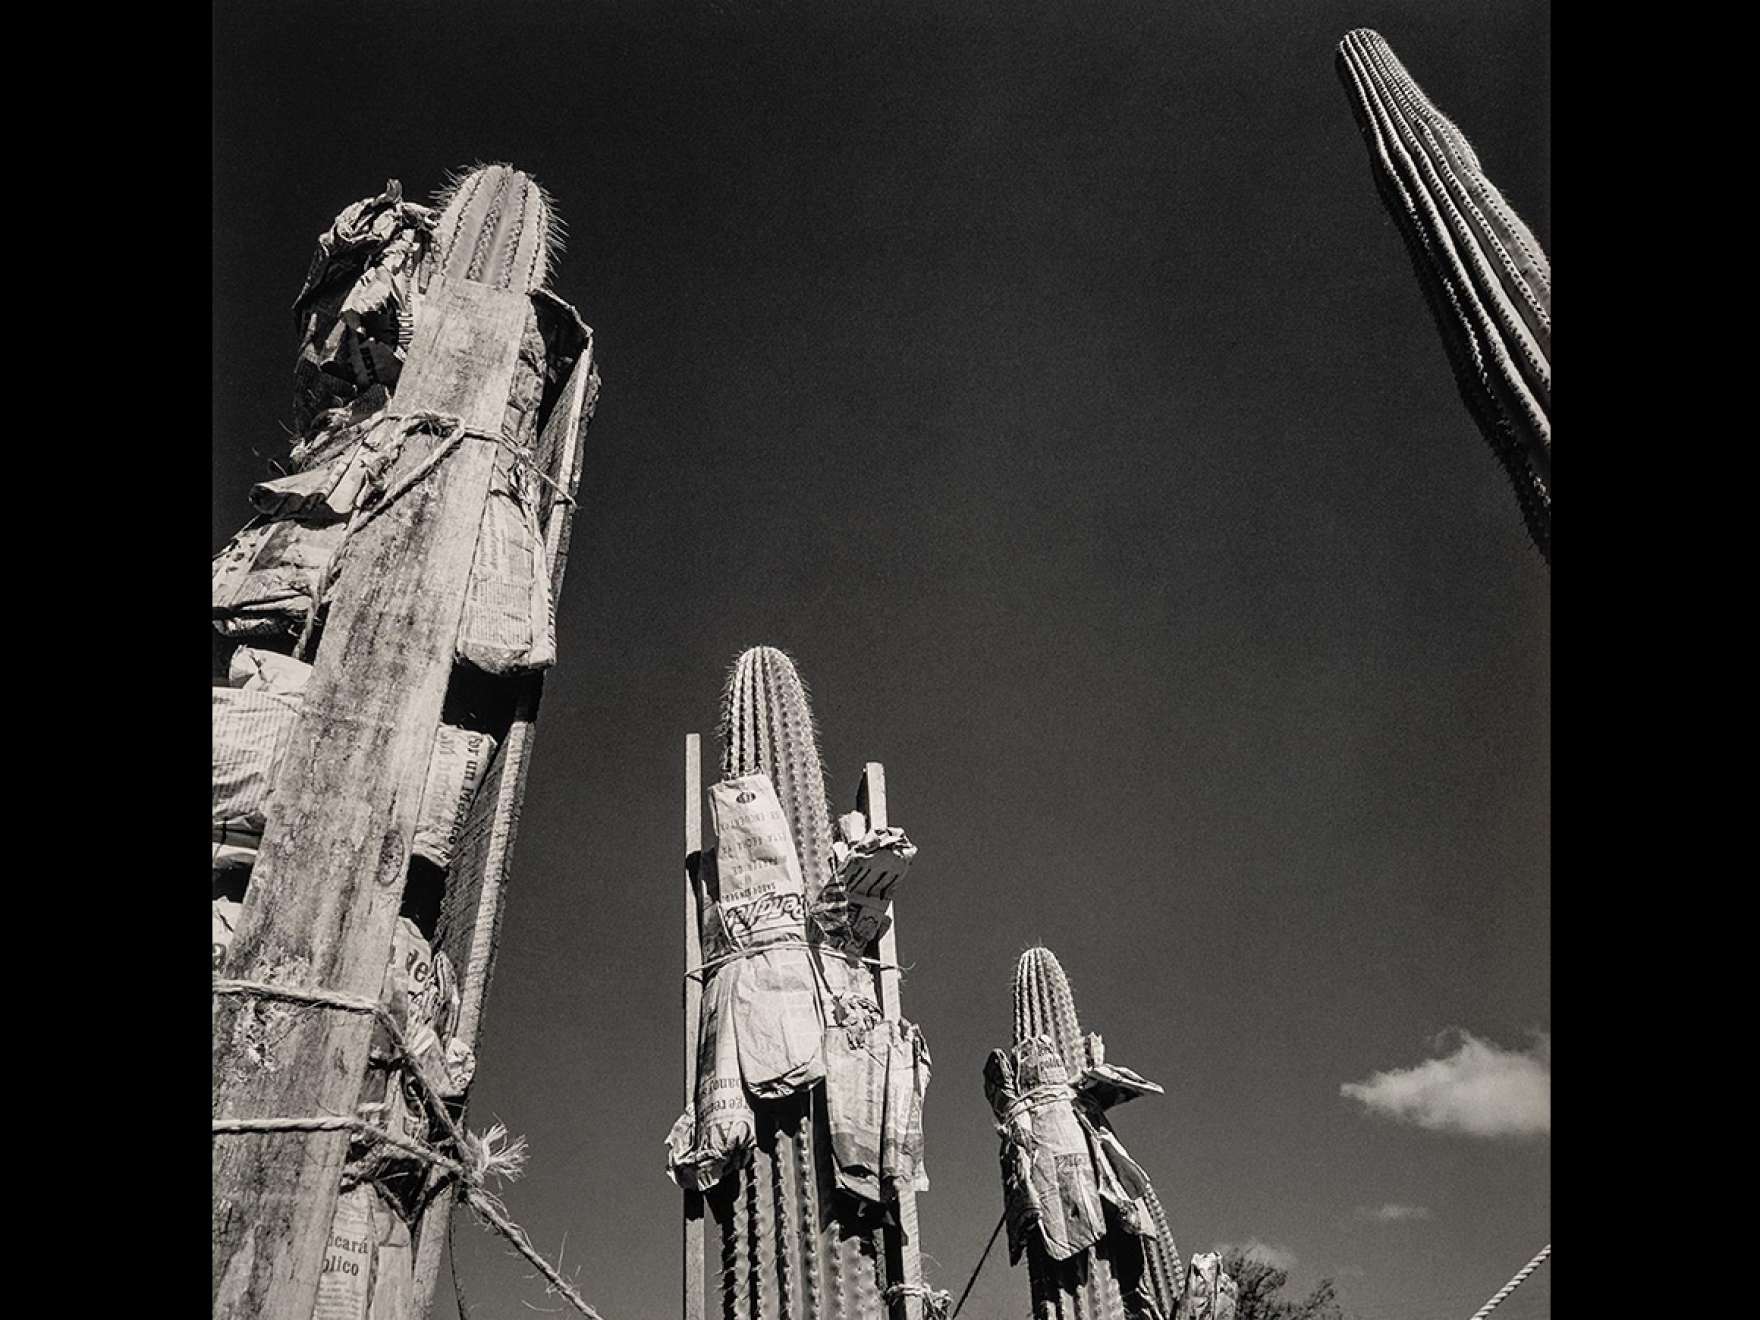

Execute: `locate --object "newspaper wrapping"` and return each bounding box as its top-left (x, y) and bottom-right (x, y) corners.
top-left (349, 917), bottom-right (474, 1198)
top-left (824, 821), bottom-right (917, 955)
top-left (212, 513), bottom-right (350, 641)
top-left (1216, 1271), bottom-right (1239, 1320)
top-left (666, 773), bottom-right (825, 1191)
top-left (456, 444), bottom-right (556, 674)
top-left (291, 180), bottom-right (434, 436)
top-left (311, 1182), bottom-right (415, 1320)
top-left (985, 1037), bottom-right (1106, 1263)
top-left (666, 920), bottom-right (758, 1191)
top-left (821, 992), bottom-right (933, 1204)
top-left (1180, 1252), bottom-right (1239, 1320)
top-left (216, 424), bottom-right (555, 677)
top-left (709, 773), bottom-right (825, 1098)
top-left (1068, 1034), bottom-right (1164, 1238)
top-left (211, 649), bottom-right (497, 868)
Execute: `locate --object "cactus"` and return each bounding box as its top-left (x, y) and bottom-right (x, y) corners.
top-left (707, 645), bottom-right (890, 1319)
top-left (428, 162), bottom-right (563, 294)
top-left (1011, 947), bottom-right (1182, 1320)
top-left (1335, 29), bottom-right (1551, 563)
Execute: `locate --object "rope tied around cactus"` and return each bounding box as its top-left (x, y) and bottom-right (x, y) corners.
top-left (997, 1082), bottom-right (1077, 1131)
top-left (292, 407), bottom-right (570, 659)
top-left (684, 937), bottom-right (904, 983)
top-left (1467, 1244), bottom-right (1550, 1320)
top-left (212, 977), bottom-right (610, 1320)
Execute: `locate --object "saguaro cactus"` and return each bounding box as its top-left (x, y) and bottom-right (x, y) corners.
top-left (707, 645), bottom-right (891, 1319)
top-left (1011, 947), bottom-right (1182, 1320)
top-left (429, 162), bottom-right (562, 294)
top-left (1335, 28), bottom-right (1551, 563)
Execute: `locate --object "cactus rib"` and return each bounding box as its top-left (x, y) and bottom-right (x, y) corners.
top-left (1335, 28), bottom-right (1551, 562)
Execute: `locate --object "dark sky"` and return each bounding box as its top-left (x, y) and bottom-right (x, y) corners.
top-left (213, 4), bottom-right (1550, 1318)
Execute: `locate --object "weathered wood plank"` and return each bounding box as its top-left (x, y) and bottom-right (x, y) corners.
top-left (857, 762), bottom-right (926, 1320)
top-left (404, 326), bottom-right (598, 1320)
top-left (212, 276), bottom-right (532, 1320)
top-left (683, 733), bottom-right (707, 1320)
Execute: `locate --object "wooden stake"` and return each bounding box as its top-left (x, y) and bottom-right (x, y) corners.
top-left (683, 734), bottom-right (707, 1320)
top-left (858, 762), bottom-right (926, 1320)
top-left (212, 276), bottom-right (531, 1320)
top-left (402, 324), bottom-right (598, 1320)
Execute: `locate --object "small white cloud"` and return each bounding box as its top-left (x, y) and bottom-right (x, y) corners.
top-left (1356, 1203), bottom-right (1431, 1222)
top-left (1216, 1238), bottom-right (1299, 1272)
top-left (1341, 1031), bottom-right (1550, 1137)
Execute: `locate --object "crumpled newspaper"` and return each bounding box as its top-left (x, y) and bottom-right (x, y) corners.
top-left (1179, 1252), bottom-right (1238, 1320)
top-left (986, 1036), bottom-right (1106, 1262)
top-left (349, 917), bottom-right (473, 1203)
top-left (666, 942), bottom-right (756, 1192)
top-left (822, 991), bottom-right (932, 1205)
top-left (211, 648), bottom-right (497, 869)
top-left (817, 813), bottom-right (918, 955)
top-left (1072, 1032), bottom-right (1164, 1112)
top-left (987, 1034), bottom-right (1168, 1264)
top-left (666, 773), bottom-right (825, 1192)
top-left (292, 179), bottom-right (437, 437)
top-left (456, 443), bottom-right (556, 675)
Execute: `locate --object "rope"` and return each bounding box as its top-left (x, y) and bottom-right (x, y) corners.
top-left (998, 1082), bottom-right (1076, 1128)
top-left (289, 407), bottom-right (569, 660)
top-left (1467, 1244), bottom-right (1550, 1320)
top-left (212, 977), bottom-right (607, 1319)
top-left (684, 937), bottom-right (903, 982)
top-left (948, 1211), bottom-right (1006, 1319)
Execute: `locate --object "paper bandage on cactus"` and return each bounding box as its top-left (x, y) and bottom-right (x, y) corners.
top-left (709, 773), bottom-right (825, 1097)
top-left (211, 649), bottom-right (498, 868)
top-left (667, 957), bottom-right (757, 1192)
top-left (291, 179), bottom-right (437, 437)
top-left (822, 993), bottom-right (932, 1204)
top-left (825, 825), bottom-right (918, 954)
top-left (1179, 1253), bottom-right (1239, 1320)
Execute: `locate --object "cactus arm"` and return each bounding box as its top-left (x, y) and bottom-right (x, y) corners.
top-left (1335, 28), bottom-right (1551, 561)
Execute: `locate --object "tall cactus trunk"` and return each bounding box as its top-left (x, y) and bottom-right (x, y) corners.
top-left (1335, 28), bottom-right (1551, 563)
top-left (1013, 947), bottom-right (1182, 1320)
top-left (709, 646), bottom-right (889, 1319)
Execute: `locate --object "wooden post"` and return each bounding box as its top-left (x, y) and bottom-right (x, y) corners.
top-left (402, 323), bottom-right (597, 1320)
top-left (857, 761), bottom-right (926, 1320)
top-left (682, 734), bottom-right (707, 1320)
top-left (212, 276), bottom-right (531, 1319)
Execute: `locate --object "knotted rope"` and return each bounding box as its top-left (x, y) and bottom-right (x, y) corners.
top-left (213, 977), bottom-right (607, 1319)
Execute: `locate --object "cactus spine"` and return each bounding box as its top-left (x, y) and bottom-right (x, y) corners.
top-left (1335, 29), bottom-right (1551, 563)
top-left (1013, 947), bottom-right (1182, 1320)
top-left (710, 646), bottom-right (888, 1320)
